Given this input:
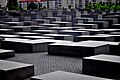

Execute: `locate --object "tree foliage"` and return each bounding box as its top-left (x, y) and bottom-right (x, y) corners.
top-left (28, 2), bottom-right (37, 10)
top-left (86, 2), bottom-right (120, 10)
top-left (7, 0), bottom-right (19, 10)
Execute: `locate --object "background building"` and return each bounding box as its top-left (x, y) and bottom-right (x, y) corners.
top-left (0, 0), bottom-right (120, 9)
top-left (50, 0), bottom-right (89, 9)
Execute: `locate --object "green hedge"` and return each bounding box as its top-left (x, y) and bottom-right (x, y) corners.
top-left (86, 2), bottom-right (120, 10)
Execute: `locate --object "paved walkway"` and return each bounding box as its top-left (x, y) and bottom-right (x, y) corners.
top-left (6, 52), bottom-right (82, 76)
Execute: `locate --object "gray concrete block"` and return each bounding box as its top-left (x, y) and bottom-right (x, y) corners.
top-left (83, 54), bottom-right (120, 79)
top-left (0, 49), bottom-right (15, 59)
top-left (0, 60), bottom-right (34, 80)
top-left (31, 71), bottom-right (112, 80)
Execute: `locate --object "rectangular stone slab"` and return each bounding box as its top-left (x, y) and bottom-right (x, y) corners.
top-left (0, 60), bottom-right (34, 80)
top-left (104, 15), bottom-right (120, 23)
top-left (76, 29), bottom-right (104, 35)
top-left (0, 29), bottom-right (14, 34)
top-left (74, 23), bottom-right (98, 29)
top-left (83, 54), bottom-right (120, 79)
top-left (74, 35), bottom-right (114, 42)
top-left (0, 38), bottom-right (4, 48)
top-left (39, 23), bottom-right (59, 27)
top-left (31, 71), bottom-right (112, 80)
top-left (80, 40), bottom-right (120, 55)
top-left (0, 49), bottom-right (15, 59)
top-left (73, 17), bottom-right (93, 23)
top-left (2, 39), bottom-right (49, 53)
top-left (33, 19), bottom-right (50, 24)
top-left (9, 26), bottom-right (31, 32)
top-left (32, 30), bottom-right (57, 34)
top-left (52, 21), bottom-right (72, 27)
top-left (59, 30), bottom-right (89, 38)
top-left (0, 18), bottom-right (19, 22)
top-left (84, 21), bottom-right (107, 29)
top-left (43, 34), bottom-right (73, 41)
top-left (0, 24), bottom-right (9, 28)
top-left (15, 32), bottom-right (40, 36)
top-left (95, 18), bottom-right (114, 28)
top-left (3, 22), bottom-right (24, 26)
top-left (18, 16), bottom-right (31, 21)
top-left (21, 36), bottom-right (54, 40)
top-left (30, 26), bottom-right (46, 30)
top-left (48, 41), bottom-right (109, 57)
top-left (100, 29), bottom-right (120, 34)
top-left (112, 24), bottom-right (120, 29)
top-left (0, 34), bottom-right (20, 38)
top-left (22, 21), bottom-right (37, 26)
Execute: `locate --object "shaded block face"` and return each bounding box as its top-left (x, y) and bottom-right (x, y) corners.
top-left (43, 34), bottom-right (73, 41)
top-left (74, 23), bottom-right (98, 29)
top-left (59, 30), bottom-right (89, 38)
top-left (33, 30), bottom-right (58, 34)
top-left (82, 54), bottom-right (120, 79)
top-left (48, 45), bottom-right (94, 57)
top-left (39, 23), bottom-right (59, 27)
top-left (4, 22), bottom-right (24, 26)
top-left (74, 35), bottom-right (114, 42)
top-left (76, 29), bottom-right (104, 35)
top-left (30, 26), bottom-right (46, 30)
top-left (51, 21), bottom-right (72, 27)
top-left (84, 21), bottom-right (105, 29)
top-left (104, 15), bottom-right (120, 23)
top-left (0, 49), bottom-right (15, 59)
top-left (19, 16), bottom-right (31, 21)
top-left (0, 60), bottom-right (34, 80)
top-left (30, 71), bottom-right (112, 80)
top-left (0, 24), bottom-right (9, 28)
top-left (15, 32), bottom-right (40, 36)
top-left (0, 29), bottom-right (14, 34)
top-left (33, 19), bottom-right (50, 24)
top-left (0, 38), bottom-right (3, 48)
top-left (0, 34), bottom-right (20, 38)
top-left (112, 24), bottom-right (120, 29)
top-left (95, 18), bottom-right (113, 28)
top-left (9, 26), bottom-right (31, 32)
top-left (0, 18), bottom-right (19, 22)
top-left (23, 21), bottom-right (37, 26)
